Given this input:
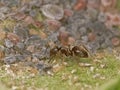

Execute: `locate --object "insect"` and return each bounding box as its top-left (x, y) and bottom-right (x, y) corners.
top-left (50, 44), bottom-right (90, 58)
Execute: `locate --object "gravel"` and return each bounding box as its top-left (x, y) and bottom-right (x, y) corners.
top-left (0, 0), bottom-right (119, 74)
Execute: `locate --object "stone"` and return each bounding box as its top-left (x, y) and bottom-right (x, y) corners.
top-left (68, 37), bottom-right (75, 45)
top-left (29, 0), bottom-right (42, 7)
top-left (0, 30), bottom-right (6, 40)
top-left (5, 39), bottom-right (14, 48)
top-left (78, 27), bottom-right (87, 36)
top-left (86, 7), bottom-right (98, 20)
top-left (1, 0), bottom-right (20, 6)
top-left (105, 13), bottom-right (120, 27)
top-left (31, 56), bottom-right (39, 63)
top-left (47, 32), bottom-right (59, 42)
top-left (64, 9), bottom-right (73, 17)
top-left (13, 24), bottom-right (30, 41)
top-left (24, 16), bottom-right (35, 25)
top-left (41, 4), bottom-right (64, 20)
top-left (4, 55), bottom-right (17, 64)
top-left (81, 36), bottom-right (88, 43)
top-left (16, 42), bottom-right (25, 50)
top-left (87, 0), bottom-right (101, 9)
top-left (0, 6), bottom-right (10, 14)
top-left (13, 12), bottom-right (26, 21)
top-left (101, 0), bottom-right (116, 7)
top-left (0, 12), bottom-right (6, 20)
top-left (33, 21), bottom-right (43, 28)
top-left (88, 32), bottom-right (96, 41)
top-left (36, 61), bottom-right (52, 74)
top-left (111, 37), bottom-right (120, 46)
top-left (0, 45), bottom-right (5, 59)
top-left (98, 12), bottom-right (107, 22)
top-left (7, 33), bottom-right (20, 44)
top-left (25, 35), bottom-right (41, 45)
top-left (58, 30), bottom-right (70, 46)
top-left (26, 45), bottom-right (35, 53)
top-left (46, 19), bottom-right (61, 31)
top-left (73, 0), bottom-right (87, 11)
top-left (15, 54), bottom-right (25, 61)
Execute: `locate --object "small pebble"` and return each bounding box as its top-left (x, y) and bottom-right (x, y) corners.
top-left (41, 4), bottom-right (64, 20)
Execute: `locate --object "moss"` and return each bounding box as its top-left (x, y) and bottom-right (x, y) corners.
top-left (0, 55), bottom-right (120, 90)
top-left (0, 19), bottom-right (16, 32)
top-left (116, 0), bottom-right (120, 10)
top-left (98, 78), bottom-right (120, 90)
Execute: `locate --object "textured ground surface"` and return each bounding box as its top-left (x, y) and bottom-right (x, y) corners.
top-left (0, 0), bottom-right (120, 90)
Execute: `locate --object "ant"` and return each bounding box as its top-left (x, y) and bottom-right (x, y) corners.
top-left (49, 44), bottom-right (90, 59)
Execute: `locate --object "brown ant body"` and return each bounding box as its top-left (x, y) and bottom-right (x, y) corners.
top-left (50, 45), bottom-right (90, 58)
